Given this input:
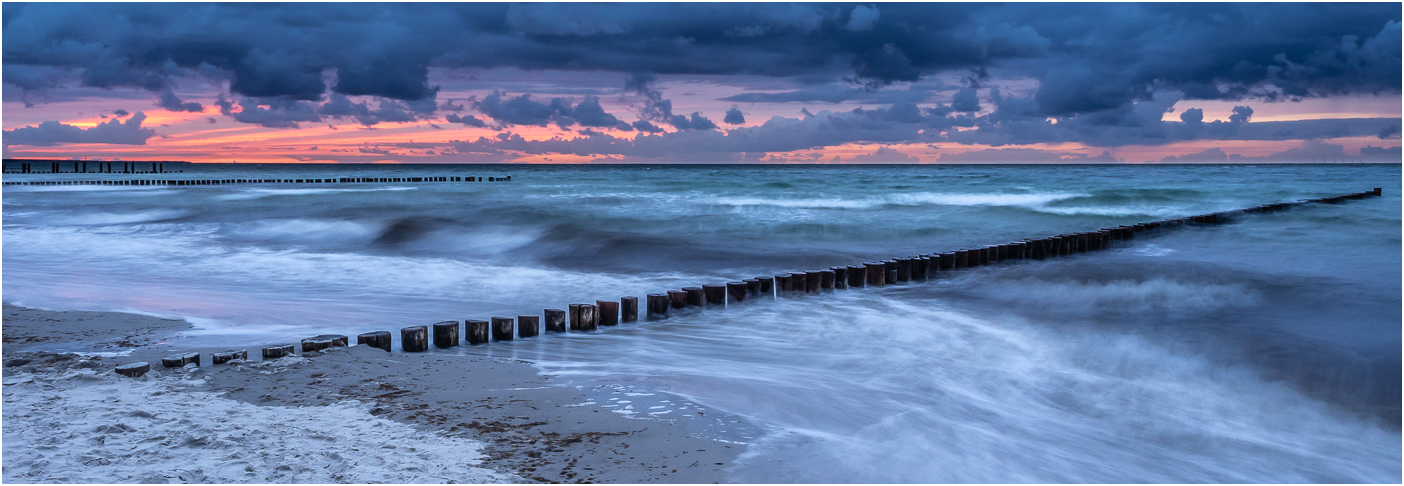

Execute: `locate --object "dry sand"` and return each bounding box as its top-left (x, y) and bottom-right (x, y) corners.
top-left (2, 303), bottom-right (741, 483)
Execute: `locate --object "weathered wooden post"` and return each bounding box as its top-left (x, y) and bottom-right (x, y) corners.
top-left (545, 308), bottom-right (568, 331)
top-left (820, 270), bottom-right (836, 290)
top-left (432, 321), bottom-right (460, 348)
top-left (263, 344), bottom-right (296, 359)
top-left (848, 264), bottom-right (866, 288)
top-left (805, 271), bottom-right (823, 293)
top-left (727, 282), bottom-right (748, 303)
top-left (161, 353), bottom-right (200, 368)
top-left (832, 266), bottom-right (848, 289)
top-left (668, 290), bottom-right (689, 309)
top-left (578, 304), bottom-right (598, 331)
top-left (597, 301), bottom-right (620, 326)
top-left (569, 304), bottom-right (584, 330)
top-left (300, 338), bottom-right (333, 353)
top-left (744, 278), bottom-right (763, 297)
top-left (895, 258), bottom-right (912, 282)
top-left (703, 284), bottom-right (727, 306)
top-left (401, 326), bottom-right (429, 352)
top-left (776, 274), bottom-right (793, 293)
top-left (621, 297), bottom-right (639, 322)
top-left (1373, 187), bottom-right (1382, 195)
top-left (492, 317), bottom-right (515, 341)
top-left (115, 362), bottom-right (151, 377)
top-left (519, 315), bottom-right (541, 337)
top-left (212, 350), bottom-right (248, 364)
top-left (791, 273), bottom-right (808, 294)
top-left (357, 331), bottom-right (392, 351)
top-left (646, 293), bottom-right (669, 319)
top-left (884, 260), bottom-right (899, 282)
top-left (954, 250), bottom-right (969, 268)
top-left (685, 285), bottom-right (705, 305)
top-left (912, 256), bottom-right (929, 279)
top-left (312, 334), bottom-right (349, 347)
top-left (865, 262), bottom-right (886, 286)
top-left (759, 277), bottom-right (775, 295)
top-left (466, 320), bottom-right (490, 343)
top-left (936, 252), bottom-right (952, 269)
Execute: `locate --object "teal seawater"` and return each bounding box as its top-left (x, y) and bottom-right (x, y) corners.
top-left (4, 163), bottom-right (1400, 482)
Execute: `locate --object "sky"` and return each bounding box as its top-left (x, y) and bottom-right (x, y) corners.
top-left (2, 2), bottom-right (1401, 164)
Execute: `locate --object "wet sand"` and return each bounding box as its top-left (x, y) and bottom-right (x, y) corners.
top-left (2, 303), bottom-right (740, 483)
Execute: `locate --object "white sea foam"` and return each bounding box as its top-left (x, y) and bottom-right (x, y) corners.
top-left (711, 191), bottom-right (1085, 210)
top-left (56, 209), bottom-right (187, 225)
top-left (1, 368), bottom-right (518, 483)
top-left (215, 186), bottom-right (417, 201)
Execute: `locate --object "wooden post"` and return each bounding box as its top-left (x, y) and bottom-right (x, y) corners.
top-left (262, 344), bottom-right (295, 359)
top-left (687, 286), bottom-right (708, 306)
top-left (432, 321), bottom-right (460, 348)
top-left (727, 281), bottom-right (748, 303)
top-left (884, 260), bottom-right (899, 283)
top-left (790, 273), bottom-right (807, 295)
top-left (569, 304), bottom-right (583, 330)
top-left (805, 271), bottom-right (823, 293)
top-left (578, 304), bottom-right (597, 331)
top-left (820, 270), bottom-right (836, 290)
top-left (212, 350), bottom-right (248, 364)
top-left (518, 315), bottom-right (541, 337)
top-left (848, 264), bottom-right (866, 288)
top-left (597, 300), bottom-right (619, 326)
top-left (865, 262), bottom-right (886, 286)
top-left (703, 284), bottom-right (727, 305)
top-left (401, 326), bottom-right (429, 352)
top-left (911, 256), bottom-right (928, 280)
top-left (895, 258), bottom-right (912, 282)
top-left (621, 296), bottom-right (639, 322)
top-left (466, 320), bottom-right (490, 343)
top-left (954, 250), bottom-right (969, 268)
top-left (1373, 187), bottom-right (1382, 196)
top-left (300, 338), bottom-right (333, 353)
top-left (744, 278), bottom-right (762, 297)
top-left (492, 317), bottom-right (515, 341)
top-left (357, 331), bottom-right (392, 351)
top-left (832, 266), bottom-right (848, 289)
top-left (668, 290), bottom-right (689, 309)
top-left (115, 362), bottom-right (151, 377)
top-left (777, 274), bottom-right (793, 293)
top-left (545, 308), bottom-right (568, 331)
top-left (646, 293), bottom-right (669, 319)
top-left (161, 353), bottom-right (200, 368)
top-left (759, 277), bottom-right (774, 295)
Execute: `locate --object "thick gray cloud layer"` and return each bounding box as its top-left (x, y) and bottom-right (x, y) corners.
top-left (3, 2), bottom-right (1400, 156)
top-left (5, 3), bottom-right (1397, 104)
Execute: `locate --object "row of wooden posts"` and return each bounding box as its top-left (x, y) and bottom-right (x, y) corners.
top-left (5, 161), bottom-right (172, 174)
top-left (110, 188), bottom-right (1383, 378)
top-left (3, 175), bottom-right (512, 186)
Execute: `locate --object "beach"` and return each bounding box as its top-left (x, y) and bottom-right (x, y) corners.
top-left (2, 304), bottom-right (738, 483)
top-left (3, 163), bottom-right (1401, 483)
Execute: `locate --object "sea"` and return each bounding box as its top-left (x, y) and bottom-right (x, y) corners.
top-left (3, 163), bottom-right (1400, 483)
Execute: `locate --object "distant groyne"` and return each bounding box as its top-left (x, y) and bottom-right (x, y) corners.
top-left (3, 175), bottom-right (512, 186)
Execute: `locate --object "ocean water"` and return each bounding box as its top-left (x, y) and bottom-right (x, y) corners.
top-left (3, 163), bottom-right (1400, 482)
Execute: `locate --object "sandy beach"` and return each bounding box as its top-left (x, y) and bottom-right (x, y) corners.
top-left (2, 303), bottom-right (740, 483)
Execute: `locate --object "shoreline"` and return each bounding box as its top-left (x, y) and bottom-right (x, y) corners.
top-left (2, 303), bottom-right (743, 483)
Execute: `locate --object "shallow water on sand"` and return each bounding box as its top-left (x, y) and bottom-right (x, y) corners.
top-left (4, 163), bottom-right (1400, 482)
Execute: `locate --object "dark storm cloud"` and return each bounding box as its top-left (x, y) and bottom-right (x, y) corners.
top-left (1179, 108), bottom-right (1204, 124)
top-left (6, 3), bottom-right (1395, 111)
top-left (1229, 106), bottom-right (1254, 123)
top-left (3, 111), bottom-right (156, 146)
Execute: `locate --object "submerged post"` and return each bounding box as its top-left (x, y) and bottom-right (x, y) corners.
top-left (702, 284), bottom-right (727, 306)
top-left (646, 293), bottom-right (669, 319)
